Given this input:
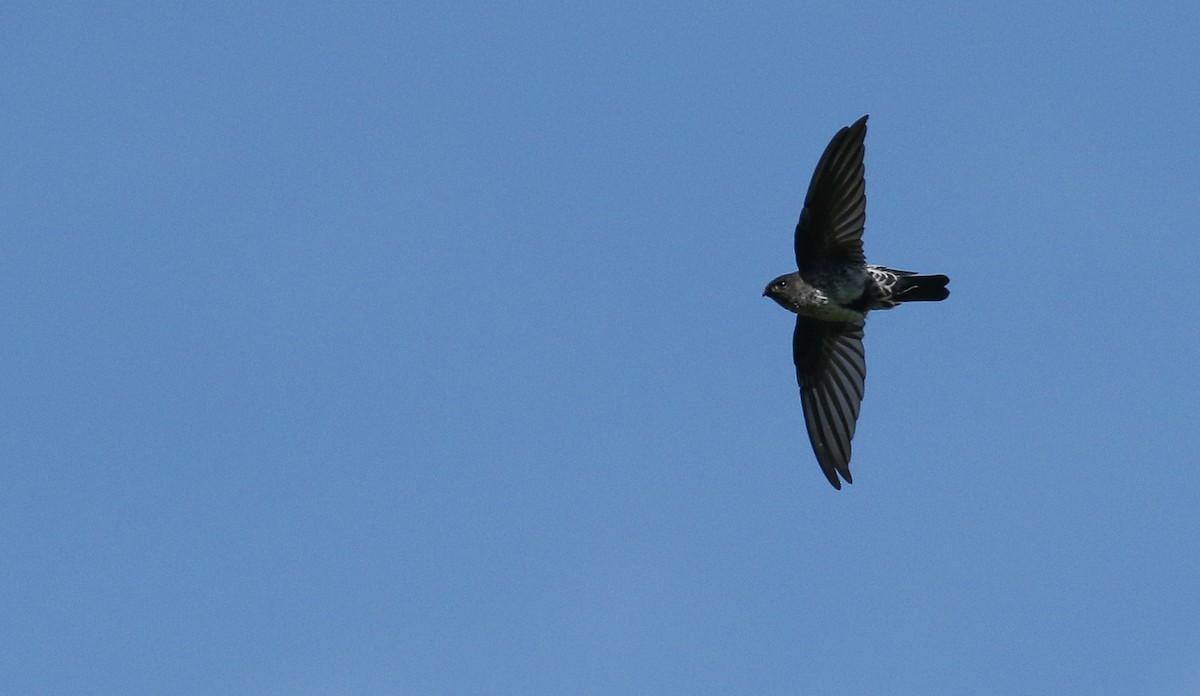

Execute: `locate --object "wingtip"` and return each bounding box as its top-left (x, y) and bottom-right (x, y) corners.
top-left (820, 465), bottom-right (846, 490)
top-left (822, 471), bottom-right (853, 490)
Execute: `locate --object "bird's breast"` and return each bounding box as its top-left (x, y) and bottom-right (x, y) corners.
top-left (795, 302), bottom-right (866, 323)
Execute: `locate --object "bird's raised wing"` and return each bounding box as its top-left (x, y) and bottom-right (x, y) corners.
top-left (794, 115), bottom-right (868, 269)
top-left (793, 316), bottom-right (866, 489)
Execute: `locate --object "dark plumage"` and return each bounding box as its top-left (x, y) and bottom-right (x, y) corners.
top-left (763, 116), bottom-right (949, 489)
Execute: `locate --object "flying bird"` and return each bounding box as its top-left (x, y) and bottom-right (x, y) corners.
top-left (763, 115), bottom-right (949, 489)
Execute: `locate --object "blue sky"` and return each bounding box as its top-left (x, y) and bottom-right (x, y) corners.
top-left (3, 2), bottom-right (1199, 694)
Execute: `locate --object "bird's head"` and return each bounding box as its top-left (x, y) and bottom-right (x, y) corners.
top-left (763, 272), bottom-right (803, 313)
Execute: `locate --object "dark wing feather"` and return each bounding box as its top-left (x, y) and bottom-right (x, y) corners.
top-left (793, 317), bottom-right (867, 489)
top-left (794, 115), bottom-right (869, 269)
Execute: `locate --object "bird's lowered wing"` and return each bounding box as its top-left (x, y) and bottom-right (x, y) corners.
top-left (793, 316), bottom-right (866, 489)
top-left (794, 115), bottom-right (868, 269)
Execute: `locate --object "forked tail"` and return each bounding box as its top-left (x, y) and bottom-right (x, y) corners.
top-left (893, 273), bottom-right (950, 302)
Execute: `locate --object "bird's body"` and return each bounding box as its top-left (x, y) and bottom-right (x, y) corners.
top-left (766, 265), bottom-right (948, 321)
top-left (763, 115), bottom-right (948, 489)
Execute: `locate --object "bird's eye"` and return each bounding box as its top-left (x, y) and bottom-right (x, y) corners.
top-left (778, 280), bottom-right (787, 287)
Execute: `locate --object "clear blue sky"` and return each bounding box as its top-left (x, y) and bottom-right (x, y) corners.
top-left (3, 2), bottom-right (1198, 694)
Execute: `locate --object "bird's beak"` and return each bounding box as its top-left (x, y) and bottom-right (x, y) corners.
top-left (762, 289), bottom-right (770, 297)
